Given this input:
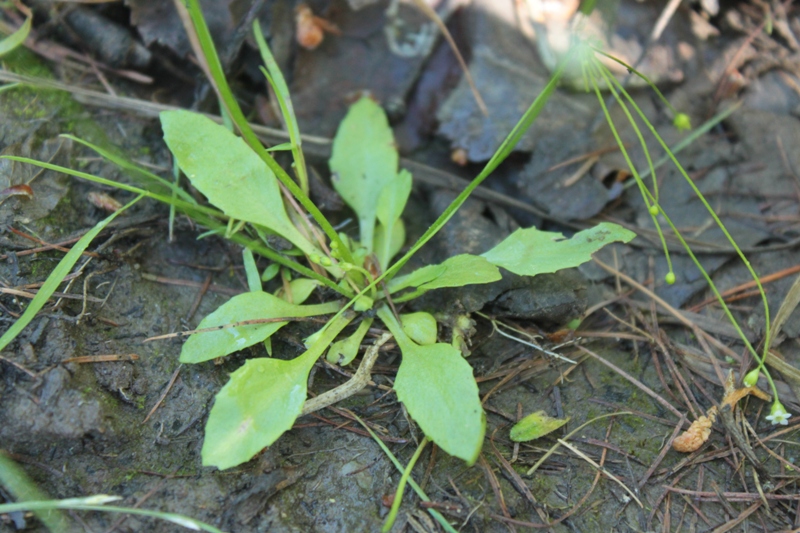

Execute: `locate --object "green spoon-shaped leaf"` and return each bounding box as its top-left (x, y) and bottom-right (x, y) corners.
top-left (330, 97), bottom-right (398, 252)
top-left (379, 307), bottom-right (485, 464)
top-left (482, 222), bottom-right (635, 277)
top-left (180, 291), bottom-right (340, 363)
top-left (160, 110), bottom-right (317, 256)
top-left (202, 315), bottom-right (351, 469)
top-left (389, 254), bottom-right (501, 302)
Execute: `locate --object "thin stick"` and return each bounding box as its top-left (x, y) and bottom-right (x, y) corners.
top-left (410, 0), bottom-right (487, 116)
top-left (487, 317), bottom-right (576, 364)
top-left (526, 411), bottom-right (632, 476)
top-left (557, 438), bottom-right (642, 507)
top-left (140, 273), bottom-right (241, 296)
top-left (638, 415), bottom-right (685, 489)
top-left (0, 353), bottom-right (37, 378)
top-left (592, 257), bottom-right (693, 328)
top-left (143, 364), bottom-right (182, 425)
top-left (185, 273), bottom-right (212, 321)
top-left (665, 487), bottom-right (799, 501)
top-left (688, 263), bottom-right (800, 313)
top-left (8, 227), bottom-right (101, 258)
top-left (301, 332), bottom-right (392, 415)
top-left (61, 354), bottom-right (138, 364)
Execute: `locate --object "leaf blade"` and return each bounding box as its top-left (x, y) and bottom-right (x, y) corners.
top-left (0, 7), bottom-right (31, 57)
top-left (0, 197), bottom-right (140, 353)
top-left (330, 98), bottom-right (398, 251)
top-left (390, 254), bottom-right (501, 302)
top-left (179, 292), bottom-right (339, 363)
top-left (481, 222), bottom-right (635, 277)
top-left (160, 110), bottom-right (316, 255)
top-left (201, 355), bottom-right (313, 469)
top-left (509, 411), bottom-right (569, 442)
top-left (202, 314), bottom-right (352, 469)
top-left (394, 342), bottom-right (486, 464)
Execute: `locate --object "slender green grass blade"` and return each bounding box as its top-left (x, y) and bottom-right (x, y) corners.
top-left (62, 134), bottom-right (196, 203)
top-left (0, 452), bottom-right (70, 532)
top-left (0, 496), bottom-right (224, 533)
top-left (0, 196), bottom-right (141, 353)
top-left (381, 50), bottom-right (571, 283)
top-left (1, 156), bottom-right (348, 295)
top-left (253, 22), bottom-right (308, 195)
top-left (350, 414), bottom-right (458, 533)
top-left (382, 437), bottom-right (428, 532)
top-left (1, 156), bottom-right (219, 219)
top-left (0, 8), bottom-right (31, 57)
top-left (242, 249), bottom-right (261, 292)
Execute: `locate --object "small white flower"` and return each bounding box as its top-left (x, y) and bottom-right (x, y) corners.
top-left (766, 402), bottom-right (792, 426)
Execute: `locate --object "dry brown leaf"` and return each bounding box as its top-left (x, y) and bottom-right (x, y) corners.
top-left (673, 408), bottom-right (717, 453)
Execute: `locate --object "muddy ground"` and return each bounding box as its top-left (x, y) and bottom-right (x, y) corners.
top-left (1, 1), bottom-right (800, 532)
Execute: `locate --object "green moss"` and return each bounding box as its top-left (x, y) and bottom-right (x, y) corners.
top-left (2, 47), bottom-right (52, 78)
top-left (2, 45), bottom-right (114, 146)
top-left (529, 474), bottom-right (554, 501)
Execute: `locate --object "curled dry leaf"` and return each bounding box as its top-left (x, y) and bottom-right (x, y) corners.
top-left (672, 407), bottom-right (717, 453)
top-left (295, 4), bottom-right (340, 50)
top-left (0, 184), bottom-right (34, 200)
top-left (87, 192), bottom-right (123, 212)
top-left (674, 370), bottom-right (772, 453)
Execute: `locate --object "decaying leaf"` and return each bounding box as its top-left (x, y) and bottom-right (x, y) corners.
top-left (87, 191), bottom-right (122, 212)
top-left (295, 4), bottom-right (340, 50)
top-left (673, 372), bottom-right (771, 453)
top-left (0, 184), bottom-right (34, 200)
top-left (673, 409), bottom-right (716, 453)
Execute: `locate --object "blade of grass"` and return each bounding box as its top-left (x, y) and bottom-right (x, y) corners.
top-left (382, 437), bottom-right (429, 532)
top-left (169, 156), bottom-right (180, 241)
top-left (0, 496), bottom-right (224, 533)
top-left (0, 2), bottom-right (32, 57)
top-left (252, 22), bottom-right (309, 195)
top-left (0, 195), bottom-right (142, 353)
top-left (1, 156), bottom-right (217, 218)
top-left (350, 413), bottom-right (459, 533)
top-left (62, 134), bottom-right (197, 204)
top-left (0, 452), bottom-right (70, 532)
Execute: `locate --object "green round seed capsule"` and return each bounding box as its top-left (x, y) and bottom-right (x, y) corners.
top-left (648, 205), bottom-right (659, 216)
top-left (665, 272), bottom-right (676, 285)
top-left (673, 113), bottom-right (691, 132)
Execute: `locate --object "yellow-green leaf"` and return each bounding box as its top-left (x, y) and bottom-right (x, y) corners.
top-left (161, 110), bottom-right (317, 256)
top-left (330, 97), bottom-right (398, 252)
top-left (509, 411), bottom-right (569, 442)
